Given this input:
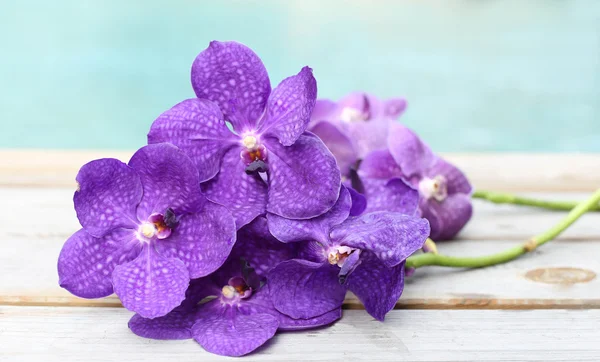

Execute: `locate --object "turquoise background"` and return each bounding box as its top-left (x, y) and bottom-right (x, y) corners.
top-left (1, 0), bottom-right (599, 151)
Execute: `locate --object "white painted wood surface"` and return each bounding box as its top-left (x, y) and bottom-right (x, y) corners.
top-left (1, 151), bottom-right (599, 361)
top-left (1, 307), bottom-right (599, 362)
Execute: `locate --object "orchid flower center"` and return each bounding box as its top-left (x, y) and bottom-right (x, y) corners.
top-left (340, 107), bottom-right (368, 123)
top-left (221, 276), bottom-right (253, 303)
top-left (327, 245), bottom-right (356, 267)
top-left (136, 208), bottom-right (178, 242)
top-left (240, 133), bottom-right (268, 173)
top-left (418, 175), bottom-right (448, 202)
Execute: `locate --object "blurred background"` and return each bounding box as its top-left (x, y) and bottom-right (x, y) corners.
top-left (1, 0), bottom-right (598, 152)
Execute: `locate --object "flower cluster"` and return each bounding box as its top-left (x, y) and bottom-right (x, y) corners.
top-left (311, 95), bottom-right (473, 240)
top-left (57, 41), bottom-right (471, 357)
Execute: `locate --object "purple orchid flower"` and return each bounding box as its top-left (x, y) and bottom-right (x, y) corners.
top-left (266, 186), bottom-right (429, 321)
top-left (309, 92), bottom-right (407, 177)
top-left (57, 143), bottom-right (236, 319)
top-left (129, 217), bottom-right (340, 357)
top-left (359, 123), bottom-right (473, 240)
top-left (148, 41), bottom-right (341, 228)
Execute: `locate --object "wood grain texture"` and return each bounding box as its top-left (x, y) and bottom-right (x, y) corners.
top-left (2, 150), bottom-right (599, 191)
top-left (1, 307), bottom-right (598, 362)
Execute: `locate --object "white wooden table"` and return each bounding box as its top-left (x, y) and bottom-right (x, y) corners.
top-left (1, 151), bottom-right (599, 361)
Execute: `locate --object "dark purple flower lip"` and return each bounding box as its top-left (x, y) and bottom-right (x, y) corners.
top-left (138, 208), bottom-right (179, 240)
top-left (418, 175), bottom-right (448, 202)
top-left (326, 245), bottom-right (362, 284)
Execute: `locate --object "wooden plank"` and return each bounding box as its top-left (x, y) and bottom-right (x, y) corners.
top-left (1, 307), bottom-right (598, 361)
top-left (2, 150), bottom-right (600, 191)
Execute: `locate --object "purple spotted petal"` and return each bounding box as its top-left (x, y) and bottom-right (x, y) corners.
top-left (426, 157), bottom-right (473, 195)
top-left (147, 98), bottom-right (237, 182)
top-left (191, 41), bottom-right (271, 133)
top-left (358, 149), bottom-right (403, 180)
top-left (233, 217), bottom-right (296, 276)
top-left (264, 133), bottom-right (341, 219)
top-left (201, 146), bottom-right (268, 229)
top-left (257, 67), bottom-right (317, 146)
top-left (331, 212), bottom-right (429, 268)
top-left (192, 300), bottom-right (279, 357)
top-left (156, 202), bottom-right (236, 278)
top-left (129, 143), bottom-right (206, 221)
top-left (383, 97), bottom-right (407, 118)
top-left (58, 228), bottom-right (140, 298)
top-left (310, 121), bottom-right (358, 177)
top-left (268, 259), bottom-right (346, 319)
top-left (267, 186), bottom-right (350, 244)
top-left (362, 177), bottom-right (419, 216)
top-left (387, 123), bottom-right (436, 178)
top-left (74, 158), bottom-right (142, 237)
top-left (421, 193), bottom-right (473, 241)
top-left (128, 307), bottom-right (197, 340)
top-left (347, 187), bottom-right (367, 216)
top-left (277, 307), bottom-right (342, 331)
top-left (346, 252), bottom-right (405, 321)
top-left (112, 245), bottom-right (189, 319)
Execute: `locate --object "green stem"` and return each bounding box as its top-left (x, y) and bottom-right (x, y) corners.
top-left (472, 189), bottom-right (600, 211)
top-left (406, 188), bottom-right (600, 269)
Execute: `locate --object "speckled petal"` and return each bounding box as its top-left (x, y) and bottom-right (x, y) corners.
top-left (156, 202), bottom-right (236, 278)
top-left (201, 146), bottom-right (268, 229)
top-left (421, 193), bottom-right (473, 241)
top-left (264, 133), bottom-right (341, 219)
top-left (383, 97), bottom-right (407, 118)
top-left (74, 158), bottom-right (142, 237)
top-left (268, 259), bottom-right (346, 319)
top-left (267, 186), bottom-right (351, 244)
top-left (129, 143), bottom-right (206, 221)
top-left (277, 307), bottom-right (342, 331)
top-left (358, 149), bottom-right (403, 180)
top-left (387, 123), bottom-right (436, 178)
top-left (192, 300), bottom-right (279, 357)
top-left (362, 177), bottom-right (419, 215)
top-left (426, 157), bottom-right (473, 195)
top-left (58, 228), bottom-right (140, 298)
top-left (331, 212), bottom-right (429, 268)
top-left (258, 67), bottom-right (317, 146)
top-left (112, 245), bottom-right (190, 319)
top-left (128, 307), bottom-right (197, 340)
top-left (191, 41), bottom-right (271, 133)
top-left (233, 217), bottom-right (296, 276)
top-left (347, 187), bottom-right (367, 216)
top-left (310, 121), bottom-right (358, 177)
top-left (346, 252), bottom-right (405, 321)
top-left (147, 98), bottom-right (237, 182)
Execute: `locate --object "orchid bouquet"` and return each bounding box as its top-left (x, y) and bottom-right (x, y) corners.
top-left (57, 41), bottom-right (600, 357)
